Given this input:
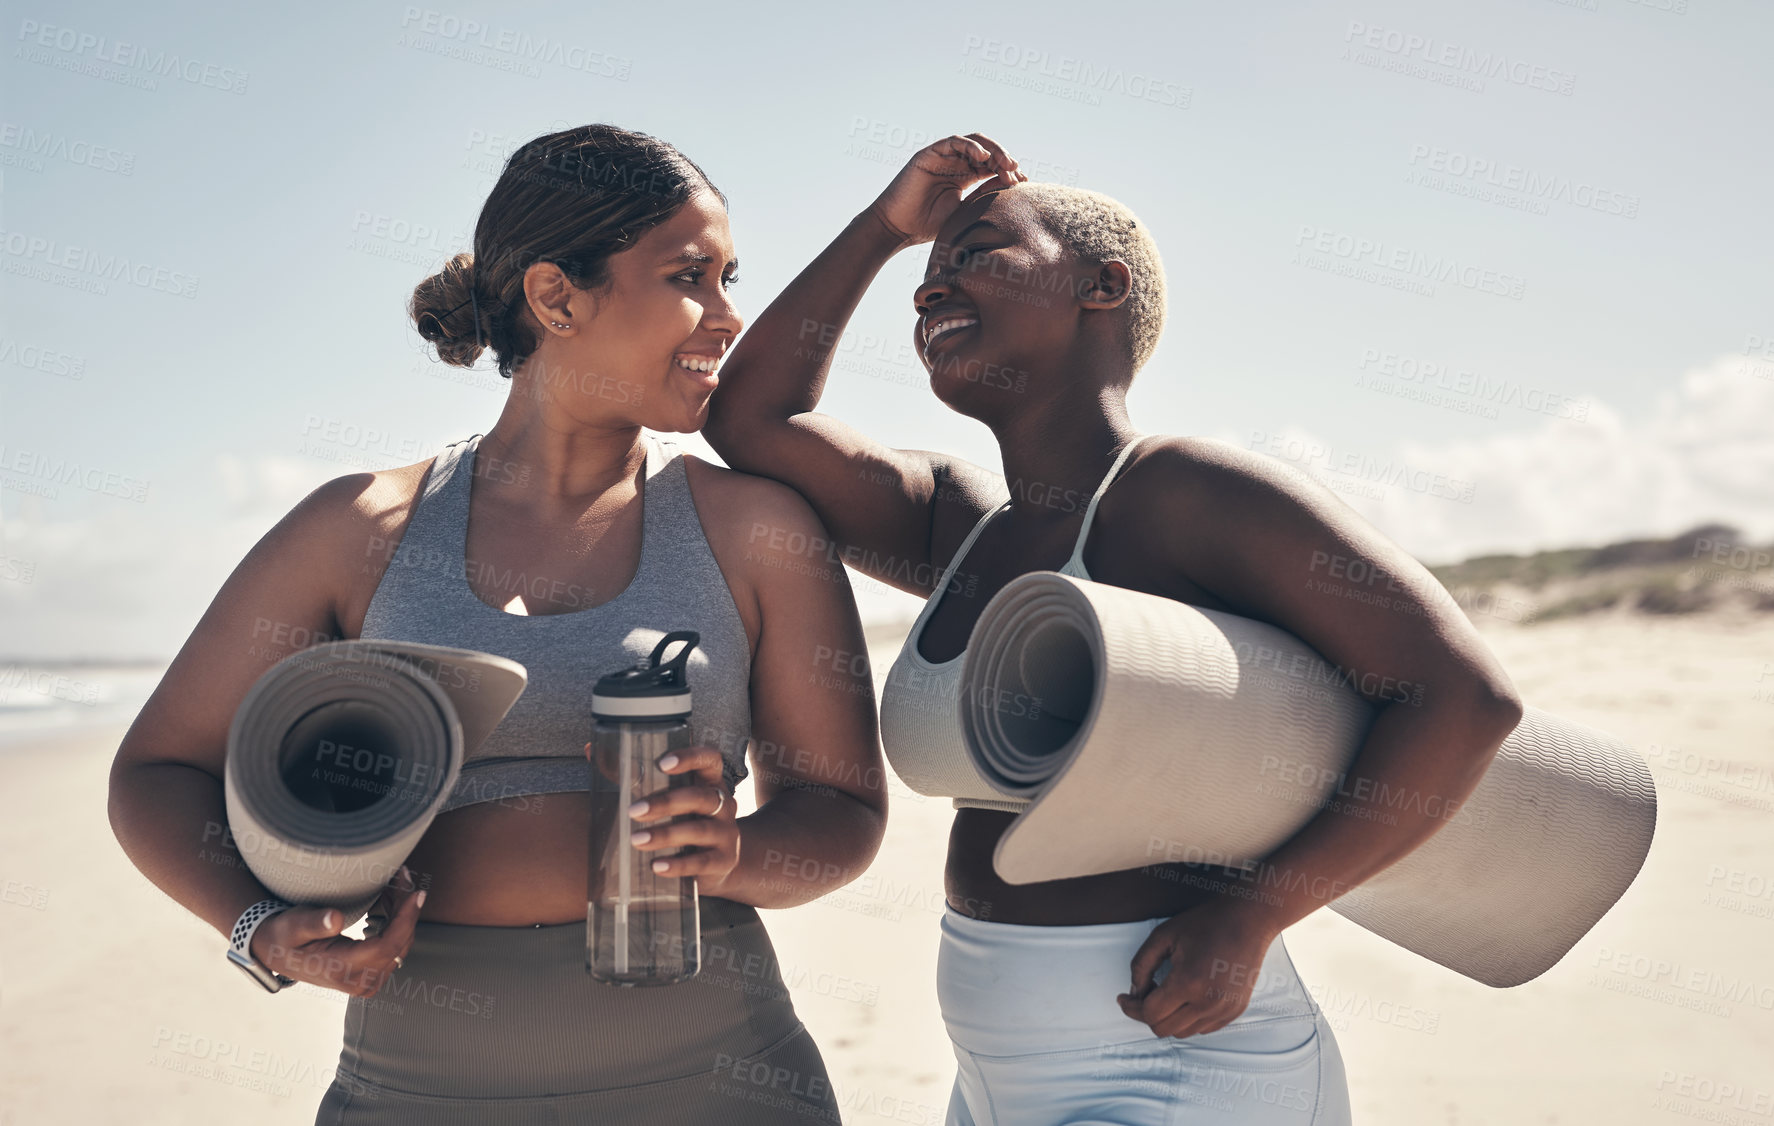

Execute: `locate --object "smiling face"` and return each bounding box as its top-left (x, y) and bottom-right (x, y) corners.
top-left (523, 189), bottom-right (742, 432)
top-left (914, 185), bottom-right (1107, 413)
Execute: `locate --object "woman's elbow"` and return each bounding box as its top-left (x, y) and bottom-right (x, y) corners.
top-left (105, 756), bottom-right (136, 844)
top-left (1480, 672), bottom-right (1525, 731)
top-left (1456, 672), bottom-right (1524, 756)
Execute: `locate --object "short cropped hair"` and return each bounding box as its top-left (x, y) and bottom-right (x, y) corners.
top-left (1015, 182), bottom-right (1167, 374)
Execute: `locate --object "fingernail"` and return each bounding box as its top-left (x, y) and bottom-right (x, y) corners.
top-left (631, 830), bottom-right (652, 844)
top-left (416, 891), bottom-right (427, 907)
top-left (629, 800), bottom-right (649, 817)
top-left (323, 910), bottom-right (337, 930)
top-left (658, 753), bottom-right (679, 769)
top-left (652, 859), bottom-right (670, 873)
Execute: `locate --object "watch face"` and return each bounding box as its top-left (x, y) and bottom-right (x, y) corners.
top-left (226, 947), bottom-right (286, 993)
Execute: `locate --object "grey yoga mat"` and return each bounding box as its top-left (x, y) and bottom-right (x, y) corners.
top-left (224, 639), bottom-right (527, 920)
top-left (953, 572), bottom-right (1658, 988)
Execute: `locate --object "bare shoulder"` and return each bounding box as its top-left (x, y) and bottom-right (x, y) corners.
top-left (112, 452), bottom-right (446, 774)
top-left (1136, 434), bottom-right (1294, 482)
top-left (923, 450), bottom-right (1010, 559)
top-left (1102, 434), bottom-right (1353, 589)
top-left (1124, 434), bottom-right (1329, 515)
top-left (928, 450), bottom-right (1008, 511)
top-left (304, 455), bottom-right (443, 637)
top-left (681, 452), bottom-right (823, 545)
top-left (681, 453), bottom-right (847, 655)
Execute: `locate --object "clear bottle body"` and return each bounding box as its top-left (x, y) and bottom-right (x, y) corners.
top-left (586, 716), bottom-right (699, 985)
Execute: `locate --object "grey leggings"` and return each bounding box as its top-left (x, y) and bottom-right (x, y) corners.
top-left (315, 898), bottom-right (839, 1124)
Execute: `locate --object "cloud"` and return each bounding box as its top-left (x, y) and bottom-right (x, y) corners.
top-left (0, 452), bottom-right (337, 659)
top-left (18, 357), bottom-right (1760, 660)
top-left (1, 433), bottom-right (923, 659)
top-left (213, 452), bottom-right (331, 519)
top-left (1224, 354), bottom-right (1774, 563)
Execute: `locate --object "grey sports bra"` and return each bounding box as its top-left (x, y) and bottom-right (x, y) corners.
top-left (359, 432), bottom-right (754, 812)
top-left (878, 436), bottom-right (1152, 812)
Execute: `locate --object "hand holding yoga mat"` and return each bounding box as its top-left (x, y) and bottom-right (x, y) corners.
top-left (224, 640), bottom-right (526, 920)
top-left (953, 572), bottom-right (1658, 988)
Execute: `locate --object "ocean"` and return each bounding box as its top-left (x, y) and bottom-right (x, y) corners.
top-left (0, 660), bottom-right (167, 747)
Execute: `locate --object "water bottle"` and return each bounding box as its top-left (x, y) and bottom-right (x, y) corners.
top-left (586, 630), bottom-right (702, 985)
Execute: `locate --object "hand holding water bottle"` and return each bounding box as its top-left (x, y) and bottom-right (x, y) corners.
top-left (586, 630), bottom-right (719, 985)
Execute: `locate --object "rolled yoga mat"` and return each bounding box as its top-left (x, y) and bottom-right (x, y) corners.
top-left (224, 639), bottom-right (526, 920)
top-left (953, 572), bottom-right (1658, 988)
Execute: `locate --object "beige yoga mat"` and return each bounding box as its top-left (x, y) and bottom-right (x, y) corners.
top-left (953, 572), bottom-right (1658, 988)
top-left (224, 639), bottom-right (526, 920)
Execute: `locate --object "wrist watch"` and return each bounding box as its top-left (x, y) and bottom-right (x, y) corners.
top-left (227, 898), bottom-right (297, 993)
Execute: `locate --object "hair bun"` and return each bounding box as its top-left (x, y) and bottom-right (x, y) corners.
top-left (406, 124), bottom-right (718, 379)
top-left (409, 252), bottom-right (488, 368)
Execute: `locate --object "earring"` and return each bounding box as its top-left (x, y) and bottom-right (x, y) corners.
top-left (551, 321), bottom-right (568, 329)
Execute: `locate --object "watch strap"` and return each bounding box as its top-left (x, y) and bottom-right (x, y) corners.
top-left (228, 898), bottom-right (296, 992)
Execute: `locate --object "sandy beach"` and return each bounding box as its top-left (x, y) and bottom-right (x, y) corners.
top-left (2, 609), bottom-right (1770, 1124)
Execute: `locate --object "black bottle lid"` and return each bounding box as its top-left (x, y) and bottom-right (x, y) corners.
top-left (591, 630), bottom-right (698, 721)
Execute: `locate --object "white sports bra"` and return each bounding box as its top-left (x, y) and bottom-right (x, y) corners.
top-left (879, 436), bottom-right (1152, 812)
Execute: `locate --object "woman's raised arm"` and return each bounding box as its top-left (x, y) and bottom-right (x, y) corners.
top-left (703, 133), bottom-right (1025, 598)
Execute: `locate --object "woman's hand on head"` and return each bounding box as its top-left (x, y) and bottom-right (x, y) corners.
top-left (249, 865), bottom-right (425, 998)
top-left (867, 132), bottom-right (1026, 249)
top-left (628, 745), bottom-right (741, 894)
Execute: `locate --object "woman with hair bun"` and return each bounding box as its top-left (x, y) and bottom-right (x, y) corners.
top-left (108, 123), bottom-right (884, 1123)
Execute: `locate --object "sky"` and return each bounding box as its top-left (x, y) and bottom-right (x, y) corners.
top-left (2, 0), bottom-right (1771, 658)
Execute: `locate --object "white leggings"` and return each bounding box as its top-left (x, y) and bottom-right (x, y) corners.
top-left (937, 907), bottom-right (1352, 1125)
